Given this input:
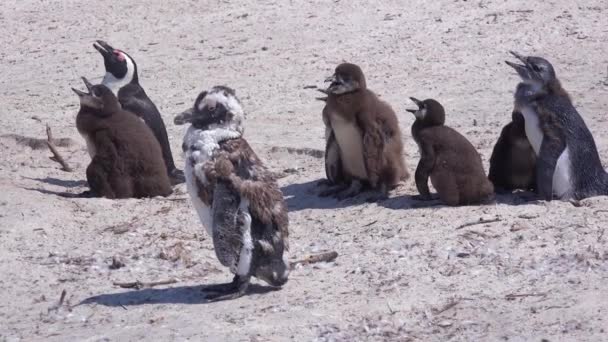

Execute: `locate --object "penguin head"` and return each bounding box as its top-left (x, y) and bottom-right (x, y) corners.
top-left (253, 248), bottom-right (290, 288)
top-left (407, 97), bottom-right (445, 127)
top-left (174, 86), bottom-right (245, 134)
top-left (324, 63), bottom-right (367, 95)
top-left (94, 40), bottom-right (138, 85)
top-left (72, 77), bottom-right (121, 117)
top-left (506, 51), bottom-right (557, 85)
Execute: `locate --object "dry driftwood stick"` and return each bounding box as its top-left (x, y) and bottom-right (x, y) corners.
top-left (432, 298), bottom-right (460, 315)
top-left (113, 278), bottom-right (178, 290)
top-left (290, 251), bottom-right (338, 269)
top-left (46, 124), bottom-right (73, 172)
top-left (456, 217), bottom-right (502, 230)
top-left (505, 292), bottom-right (547, 300)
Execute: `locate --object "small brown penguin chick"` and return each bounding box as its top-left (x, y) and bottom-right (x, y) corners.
top-left (319, 63), bottom-right (409, 200)
top-left (407, 97), bottom-right (494, 206)
top-left (488, 110), bottom-right (536, 192)
top-left (73, 77), bottom-right (172, 199)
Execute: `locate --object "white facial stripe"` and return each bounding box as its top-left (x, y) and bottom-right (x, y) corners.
top-left (203, 91), bottom-right (245, 117)
top-left (101, 53), bottom-right (135, 96)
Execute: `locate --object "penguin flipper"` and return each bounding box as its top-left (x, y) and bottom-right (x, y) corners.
top-left (360, 118), bottom-right (385, 189)
top-left (536, 134), bottom-right (566, 201)
top-left (414, 134), bottom-right (436, 199)
top-left (212, 180), bottom-right (244, 270)
top-left (324, 130), bottom-right (343, 184)
top-left (86, 131), bottom-right (119, 199)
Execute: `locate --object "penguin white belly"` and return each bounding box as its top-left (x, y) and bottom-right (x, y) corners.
top-left (84, 135), bottom-right (96, 158)
top-left (552, 148), bottom-right (573, 198)
top-left (520, 106), bottom-right (573, 197)
top-left (185, 156), bottom-right (213, 236)
top-left (330, 115), bottom-right (368, 179)
top-left (235, 199), bottom-right (253, 276)
top-left (520, 106), bottom-right (542, 155)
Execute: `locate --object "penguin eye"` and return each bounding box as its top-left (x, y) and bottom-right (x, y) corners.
top-left (207, 105), bottom-right (216, 112)
top-left (532, 64), bottom-right (541, 72)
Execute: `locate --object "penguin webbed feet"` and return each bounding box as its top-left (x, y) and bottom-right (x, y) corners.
top-left (168, 168), bottom-right (185, 185)
top-left (412, 193), bottom-right (439, 201)
top-left (202, 275), bottom-right (250, 302)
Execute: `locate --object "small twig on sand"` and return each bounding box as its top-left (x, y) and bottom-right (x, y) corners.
top-left (505, 292), bottom-right (547, 300)
top-left (432, 298), bottom-right (460, 315)
top-left (290, 251), bottom-right (338, 269)
top-left (456, 217), bottom-right (501, 230)
top-left (48, 289), bottom-right (67, 313)
top-left (46, 124), bottom-right (73, 172)
top-left (113, 278), bottom-right (179, 290)
top-left (362, 220), bottom-right (377, 227)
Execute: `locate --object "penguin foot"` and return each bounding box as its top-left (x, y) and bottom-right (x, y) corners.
top-left (412, 193), bottom-right (439, 201)
top-left (76, 190), bottom-right (96, 198)
top-left (202, 275), bottom-right (250, 302)
top-left (169, 169), bottom-right (186, 185)
top-left (318, 183), bottom-right (348, 197)
top-left (335, 181), bottom-right (363, 200)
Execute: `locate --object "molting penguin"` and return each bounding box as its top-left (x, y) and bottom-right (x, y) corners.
top-left (93, 40), bottom-right (185, 185)
top-left (175, 86), bottom-right (290, 301)
top-left (319, 63), bottom-right (409, 200)
top-left (73, 78), bottom-right (172, 199)
top-left (506, 51), bottom-right (608, 201)
top-left (407, 98), bottom-right (494, 206)
top-left (488, 110), bottom-right (536, 192)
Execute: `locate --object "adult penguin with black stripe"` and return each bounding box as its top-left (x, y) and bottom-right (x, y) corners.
top-left (93, 40), bottom-right (185, 184)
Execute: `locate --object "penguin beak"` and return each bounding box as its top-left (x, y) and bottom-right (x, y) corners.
top-left (72, 87), bottom-right (87, 97)
top-left (93, 40), bottom-right (113, 58)
top-left (174, 108), bottom-right (194, 125)
top-left (505, 51), bottom-right (532, 79)
top-left (324, 74), bottom-right (337, 84)
top-left (81, 77), bottom-right (94, 92)
top-left (409, 97), bottom-right (423, 107)
top-left (407, 97), bottom-right (424, 118)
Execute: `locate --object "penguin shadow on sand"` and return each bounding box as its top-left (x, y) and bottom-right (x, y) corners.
top-left (282, 179), bottom-right (395, 211)
top-left (79, 283), bottom-right (280, 307)
top-left (22, 177), bottom-right (88, 198)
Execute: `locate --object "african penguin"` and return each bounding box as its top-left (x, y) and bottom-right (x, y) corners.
top-left (93, 40), bottom-right (185, 185)
top-left (175, 86), bottom-right (289, 301)
top-left (488, 110), bottom-right (536, 193)
top-left (506, 51), bottom-right (608, 201)
top-left (407, 98), bottom-right (494, 206)
top-left (319, 63), bottom-right (409, 200)
top-left (73, 77), bottom-right (172, 199)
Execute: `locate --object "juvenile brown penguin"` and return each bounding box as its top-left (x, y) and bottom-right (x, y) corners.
top-left (320, 63), bottom-right (408, 200)
top-left (407, 98), bottom-right (494, 206)
top-left (175, 86), bottom-right (289, 301)
top-left (488, 110), bottom-right (536, 192)
top-left (73, 78), bottom-right (172, 199)
top-left (506, 51), bottom-right (608, 201)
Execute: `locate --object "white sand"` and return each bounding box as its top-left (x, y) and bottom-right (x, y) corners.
top-left (1, 0), bottom-right (607, 340)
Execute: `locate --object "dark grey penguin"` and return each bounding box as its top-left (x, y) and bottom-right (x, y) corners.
top-left (175, 86), bottom-right (290, 301)
top-left (93, 40), bottom-right (184, 185)
top-left (506, 51), bottom-right (608, 201)
top-left (73, 78), bottom-right (172, 199)
top-left (407, 98), bottom-right (494, 206)
top-left (488, 110), bottom-right (537, 192)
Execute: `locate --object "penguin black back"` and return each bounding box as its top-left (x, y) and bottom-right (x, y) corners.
top-left (407, 98), bottom-right (494, 206)
top-left (73, 78), bottom-right (172, 199)
top-left (93, 40), bottom-right (184, 185)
